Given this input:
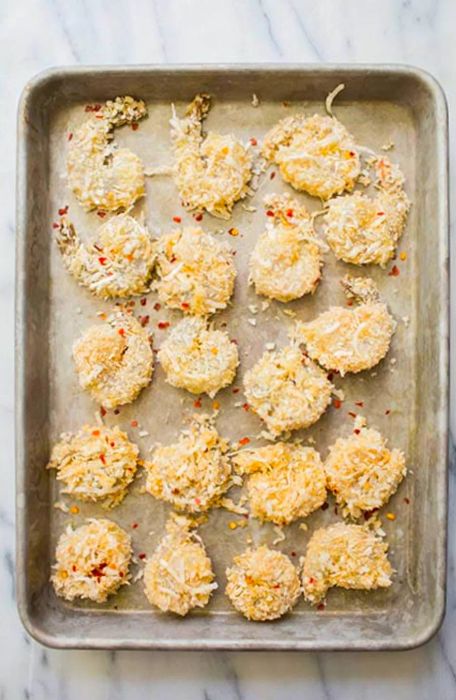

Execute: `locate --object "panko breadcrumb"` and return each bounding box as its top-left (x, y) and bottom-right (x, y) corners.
top-left (47, 424), bottom-right (139, 508)
top-left (324, 417), bottom-right (406, 518)
top-left (56, 214), bottom-right (156, 299)
top-left (292, 277), bottom-right (395, 376)
top-left (144, 513), bottom-right (217, 616)
top-left (170, 94), bottom-right (253, 218)
top-left (73, 311), bottom-right (153, 408)
top-left (243, 345), bottom-right (334, 436)
top-left (158, 316), bottom-right (239, 396)
top-left (323, 157), bottom-right (410, 266)
top-left (67, 96), bottom-right (147, 212)
top-left (225, 545), bottom-right (301, 621)
top-left (233, 442), bottom-right (326, 525)
top-left (145, 413), bottom-right (232, 513)
top-left (262, 113), bottom-right (360, 200)
top-left (154, 226), bottom-right (236, 315)
top-left (51, 518), bottom-right (131, 603)
top-left (302, 522), bottom-right (393, 604)
top-left (249, 193), bottom-right (323, 302)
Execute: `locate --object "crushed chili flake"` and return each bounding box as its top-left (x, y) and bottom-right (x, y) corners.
top-left (131, 522), bottom-right (139, 529)
top-left (286, 209), bottom-right (293, 217)
top-left (138, 552), bottom-right (146, 560)
top-left (114, 409), bottom-right (120, 415)
top-left (99, 453), bottom-right (106, 464)
top-left (131, 420), bottom-right (138, 428)
top-left (194, 498), bottom-right (201, 505)
top-left (354, 428), bottom-right (361, 435)
top-left (67, 132), bottom-right (73, 141)
top-left (193, 399), bottom-right (202, 408)
top-left (181, 302), bottom-right (190, 309)
top-left (388, 265), bottom-right (400, 277)
top-left (131, 122), bottom-right (139, 131)
top-left (404, 497), bottom-right (410, 504)
top-left (92, 429), bottom-right (100, 437)
top-left (97, 210), bottom-right (107, 218)
top-left (72, 565), bottom-right (77, 572)
top-left (239, 437), bottom-right (250, 446)
top-left (232, 387), bottom-right (240, 394)
top-left (349, 151), bottom-right (356, 157)
top-left (85, 103), bottom-right (102, 113)
top-left (308, 577), bottom-right (315, 584)
top-left (348, 411), bottom-right (357, 418)
top-left (139, 298), bottom-right (147, 307)
top-left (321, 502), bottom-right (329, 511)
top-left (327, 372), bottom-right (334, 381)
top-left (385, 409), bottom-right (391, 415)
top-left (242, 403), bottom-right (249, 412)
top-left (100, 406), bottom-right (107, 417)
top-left (157, 321), bottom-right (170, 330)
top-left (58, 206), bottom-right (68, 216)
top-left (317, 603), bottom-right (325, 611)
top-left (347, 300), bottom-right (353, 306)
top-left (290, 551), bottom-right (296, 557)
top-left (139, 315), bottom-right (150, 327)
top-left (153, 302), bottom-right (161, 311)
top-left (52, 222), bottom-right (59, 229)
top-left (266, 210), bottom-right (274, 217)
top-left (282, 101), bottom-right (290, 107)
top-left (270, 171), bottom-right (276, 180)
top-left (355, 401), bottom-right (364, 407)
top-left (98, 257), bottom-right (107, 266)
top-left (118, 328), bottom-right (126, 337)
top-left (273, 583), bottom-right (281, 589)
top-left (172, 216), bottom-right (182, 223)
top-left (333, 398), bottom-right (342, 409)
top-left (377, 211), bottom-right (385, 216)
top-left (249, 137), bottom-right (258, 146)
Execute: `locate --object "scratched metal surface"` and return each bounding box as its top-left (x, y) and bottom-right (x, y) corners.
top-left (16, 65), bottom-right (448, 649)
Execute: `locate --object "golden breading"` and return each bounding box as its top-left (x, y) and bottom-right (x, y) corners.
top-left (158, 316), bottom-right (239, 397)
top-left (292, 277), bottom-right (395, 376)
top-left (262, 113), bottom-right (360, 200)
top-left (324, 417), bottom-right (406, 518)
top-left (154, 227), bottom-right (236, 316)
top-left (302, 522), bottom-right (393, 604)
top-left (72, 312), bottom-right (153, 408)
top-left (243, 346), bottom-right (334, 436)
top-left (67, 96), bottom-right (147, 212)
top-left (225, 545), bottom-right (301, 621)
top-left (249, 193), bottom-right (323, 302)
top-left (51, 519), bottom-right (131, 603)
top-left (323, 157), bottom-right (410, 266)
top-left (144, 514), bottom-right (217, 616)
top-left (233, 442), bottom-right (326, 526)
top-left (56, 214), bottom-right (156, 299)
top-left (170, 94), bottom-right (253, 218)
top-left (47, 424), bottom-right (139, 508)
top-left (145, 414), bottom-right (232, 513)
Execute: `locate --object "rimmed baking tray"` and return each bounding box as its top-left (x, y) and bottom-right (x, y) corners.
top-left (16, 64), bottom-right (449, 650)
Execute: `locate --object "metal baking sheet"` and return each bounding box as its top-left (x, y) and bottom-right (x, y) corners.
top-left (16, 64), bottom-right (449, 650)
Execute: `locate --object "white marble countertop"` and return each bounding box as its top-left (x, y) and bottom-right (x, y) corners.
top-left (2, 0), bottom-right (455, 697)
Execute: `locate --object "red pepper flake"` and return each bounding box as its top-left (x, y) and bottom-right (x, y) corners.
top-left (158, 321), bottom-right (170, 330)
top-left (355, 401), bottom-right (364, 407)
top-left (286, 209), bottom-right (294, 217)
top-left (170, 254), bottom-right (177, 263)
top-left (270, 171), bottom-right (276, 180)
top-left (131, 420), bottom-right (138, 428)
top-left (404, 497), bottom-right (410, 504)
top-left (58, 206), bottom-right (68, 216)
top-left (348, 411), bottom-right (357, 419)
top-left (232, 387), bottom-right (240, 394)
top-left (97, 210), bottom-right (107, 218)
top-left (377, 211), bottom-right (385, 216)
top-left (98, 257), bottom-right (107, 266)
top-left (91, 563), bottom-right (107, 578)
top-left (194, 399), bottom-right (202, 408)
top-left (100, 406), bottom-right (107, 417)
top-left (282, 101), bottom-right (290, 107)
top-left (363, 508), bottom-right (379, 521)
top-left (140, 298), bottom-right (147, 307)
top-left (118, 328), bottom-right (125, 337)
top-left (385, 409), bottom-right (391, 415)
top-left (114, 409), bottom-right (120, 415)
top-left (195, 213), bottom-right (203, 222)
top-left (92, 429), bottom-right (100, 437)
top-left (138, 552), bottom-right (146, 560)
top-left (153, 302), bottom-right (161, 311)
top-left (72, 565), bottom-right (77, 572)
top-left (52, 222), bottom-right (59, 229)
top-left (172, 216), bottom-right (182, 223)
top-left (239, 437), bottom-right (250, 446)
top-left (290, 551), bottom-right (296, 557)
top-left (85, 103), bottom-right (102, 113)
top-left (388, 265), bottom-right (400, 277)
top-left (99, 453), bottom-right (106, 464)
top-left (131, 122), bottom-right (139, 131)
top-left (347, 300), bottom-right (353, 306)
top-left (110, 442), bottom-right (115, 448)
top-left (139, 315), bottom-right (150, 327)
top-left (321, 502), bottom-right (329, 511)
top-left (119, 572), bottom-right (124, 578)
top-left (242, 403), bottom-right (249, 412)
top-left (317, 603), bottom-right (326, 611)
top-left (266, 209), bottom-right (274, 217)
top-left (354, 428), bottom-right (361, 435)
top-left (249, 137), bottom-right (257, 146)
top-left (327, 372), bottom-right (334, 381)
top-left (131, 522), bottom-right (138, 529)
top-left (333, 398), bottom-right (342, 409)
top-left (195, 498), bottom-right (201, 506)
top-left (308, 577), bottom-right (315, 584)
top-left (273, 583), bottom-right (281, 589)
top-left (67, 132), bottom-right (73, 141)
top-left (181, 302), bottom-right (190, 310)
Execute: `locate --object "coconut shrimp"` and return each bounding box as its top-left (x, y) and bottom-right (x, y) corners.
top-left (323, 157), bottom-right (410, 266)
top-left (243, 345), bottom-right (334, 436)
top-left (262, 113), bottom-right (360, 200)
top-left (292, 276), bottom-right (395, 376)
top-left (302, 522), bottom-right (393, 605)
top-left (249, 193), bottom-right (323, 302)
top-left (67, 96), bottom-right (147, 212)
top-left (72, 311), bottom-right (153, 408)
top-left (144, 514), bottom-right (217, 616)
top-left (170, 94), bottom-right (253, 218)
top-left (324, 416), bottom-right (406, 518)
top-left (158, 316), bottom-right (239, 397)
top-left (56, 214), bottom-right (156, 299)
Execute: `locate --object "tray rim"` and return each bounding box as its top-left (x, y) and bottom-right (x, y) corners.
top-left (15, 62), bottom-right (449, 651)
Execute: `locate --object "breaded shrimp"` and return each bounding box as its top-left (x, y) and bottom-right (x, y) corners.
top-left (302, 522), bottom-right (393, 604)
top-left (292, 276), bottom-right (395, 376)
top-left (249, 193), bottom-right (323, 302)
top-left (72, 311), bottom-right (153, 408)
top-left (51, 519), bottom-right (132, 603)
top-left (158, 316), bottom-right (239, 397)
top-left (56, 214), bottom-right (156, 299)
top-left (323, 157), bottom-right (410, 266)
top-left (144, 513), bottom-right (217, 616)
top-left (262, 113), bottom-right (360, 200)
top-left (225, 545), bottom-right (301, 621)
top-left (154, 226), bottom-right (236, 316)
top-left (145, 413), bottom-right (232, 513)
top-left (67, 96), bottom-right (147, 212)
top-left (170, 94), bottom-right (253, 218)
top-left (233, 442), bottom-right (326, 526)
top-left (324, 416), bottom-right (406, 518)
top-left (243, 345), bottom-right (334, 436)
